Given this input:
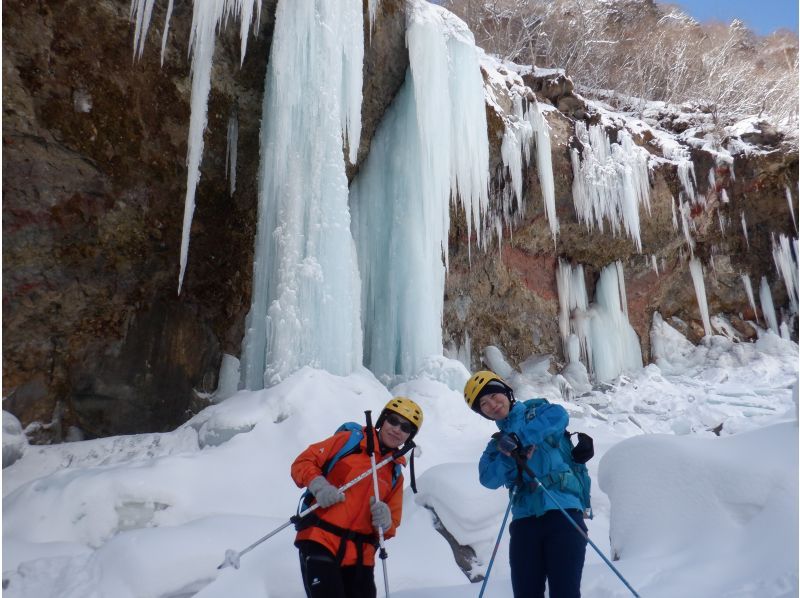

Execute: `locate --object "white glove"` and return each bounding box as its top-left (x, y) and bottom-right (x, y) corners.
top-left (370, 497), bottom-right (392, 531)
top-left (308, 476), bottom-right (345, 508)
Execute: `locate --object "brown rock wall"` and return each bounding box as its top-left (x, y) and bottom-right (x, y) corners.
top-left (3, 0), bottom-right (408, 439)
top-left (444, 96), bottom-right (798, 374)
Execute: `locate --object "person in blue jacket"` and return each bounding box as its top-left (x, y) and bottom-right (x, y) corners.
top-left (464, 370), bottom-right (588, 598)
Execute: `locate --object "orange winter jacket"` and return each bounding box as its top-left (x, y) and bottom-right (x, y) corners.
top-left (291, 427), bottom-right (406, 567)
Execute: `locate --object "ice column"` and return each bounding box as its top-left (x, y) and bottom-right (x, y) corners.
top-left (570, 123), bottom-right (651, 251)
top-left (556, 260), bottom-right (591, 366)
top-left (240, 0), bottom-right (365, 388)
top-left (586, 261), bottom-right (643, 382)
top-left (556, 260), bottom-right (641, 383)
top-left (689, 257), bottom-right (712, 337)
top-left (349, 0), bottom-right (489, 379)
top-left (759, 276), bottom-right (779, 333)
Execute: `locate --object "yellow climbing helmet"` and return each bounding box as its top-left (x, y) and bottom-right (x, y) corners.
top-left (464, 370), bottom-right (514, 414)
top-left (381, 396), bottom-right (423, 432)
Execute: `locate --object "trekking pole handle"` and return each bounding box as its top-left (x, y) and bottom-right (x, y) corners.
top-left (365, 410), bottom-right (375, 456)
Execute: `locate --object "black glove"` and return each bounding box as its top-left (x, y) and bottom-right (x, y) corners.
top-left (494, 432), bottom-right (518, 456)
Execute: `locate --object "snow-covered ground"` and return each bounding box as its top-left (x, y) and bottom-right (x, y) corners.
top-left (3, 323), bottom-right (798, 598)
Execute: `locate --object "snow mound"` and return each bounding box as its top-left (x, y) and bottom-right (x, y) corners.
top-left (3, 410), bottom-right (27, 468)
top-left (599, 422), bottom-right (798, 595)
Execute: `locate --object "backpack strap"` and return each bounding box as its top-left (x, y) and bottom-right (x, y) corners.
top-left (298, 424), bottom-right (364, 513)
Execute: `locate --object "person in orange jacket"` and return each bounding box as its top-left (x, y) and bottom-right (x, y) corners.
top-left (291, 397), bottom-right (423, 598)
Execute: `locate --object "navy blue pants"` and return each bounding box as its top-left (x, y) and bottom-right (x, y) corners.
top-left (508, 510), bottom-right (588, 598)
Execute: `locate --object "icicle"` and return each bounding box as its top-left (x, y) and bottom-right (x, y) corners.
top-left (720, 188), bottom-right (729, 204)
top-left (367, 0), bottom-right (382, 33)
top-left (240, 0), bottom-right (364, 388)
top-left (670, 195), bottom-right (679, 231)
top-left (741, 273), bottom-right (759, 323)
top-left (689, 257), bottom-right (712, 337)
top-left (717, 211), bottom-right (726, 235)
top-left (759, 276), bottom-right (779, 333)
top-left (160, 0), bottom-right (174, 66)
top-left (708, 167), bottom-right (716, 194)
top-left (615, 261), bottom-right (629, 317)
top-left (679, 198), bottom-right (695, 255)
top-left (652, 255), bottom-right (659, 275)
top-left (741, 211), bottom-right (749, 250)
top-left (500, 102), bottom-right (526, 226)
top-left (527, 102), bottom-right (558, 241)
top-left (678, 161), bottom-right (697, 203)
top-left (771, 233), bottom-right (799, 313)
top-left (131, 0), bottom-right (157, 61)
top-left (224, 103), bottom-right (239, 196)
top-left (786, 185), bottom-right (798, 233)
top-left (570, 123), bottom-right (651, 251)
top-left (662, 141), bottom-right (697, 202)
top-left (130, 0), bottom-right (261, 294)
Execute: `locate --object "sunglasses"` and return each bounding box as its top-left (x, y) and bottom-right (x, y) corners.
top-left (384, 413), bottom-right (416, 434)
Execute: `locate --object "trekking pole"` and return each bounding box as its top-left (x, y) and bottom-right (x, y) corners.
top-left (365, 410), bottom-right (391, 598)
top-left (217, 449), bottom-right (405, 570)
top-left (511, 452), bottom-right (641, 598)
top-left (478, 485), bottom-right (517, 598)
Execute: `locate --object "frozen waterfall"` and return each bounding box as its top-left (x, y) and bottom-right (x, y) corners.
top-left (239, 0), bottom-right (365, 388)
top-left (349, 0), bottom-right (489, 380)
top-left (556, 260), bottom-right (642, 384)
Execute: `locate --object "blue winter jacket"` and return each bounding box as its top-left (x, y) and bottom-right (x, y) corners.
top-left (479, 399), bottom-right (584, 520)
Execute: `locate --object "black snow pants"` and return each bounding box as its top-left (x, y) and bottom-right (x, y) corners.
top-left (508, 509), bottom-right (588, 598)
top-left (297, 540), bottom-right (376, 598)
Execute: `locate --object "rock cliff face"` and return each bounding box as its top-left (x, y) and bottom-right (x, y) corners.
top-left (2, 0), bottom-right (407, 440)
top-left (2, 1), bottom-right (796, 441)
top-left (444, 67), bottom-right (798, 372)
